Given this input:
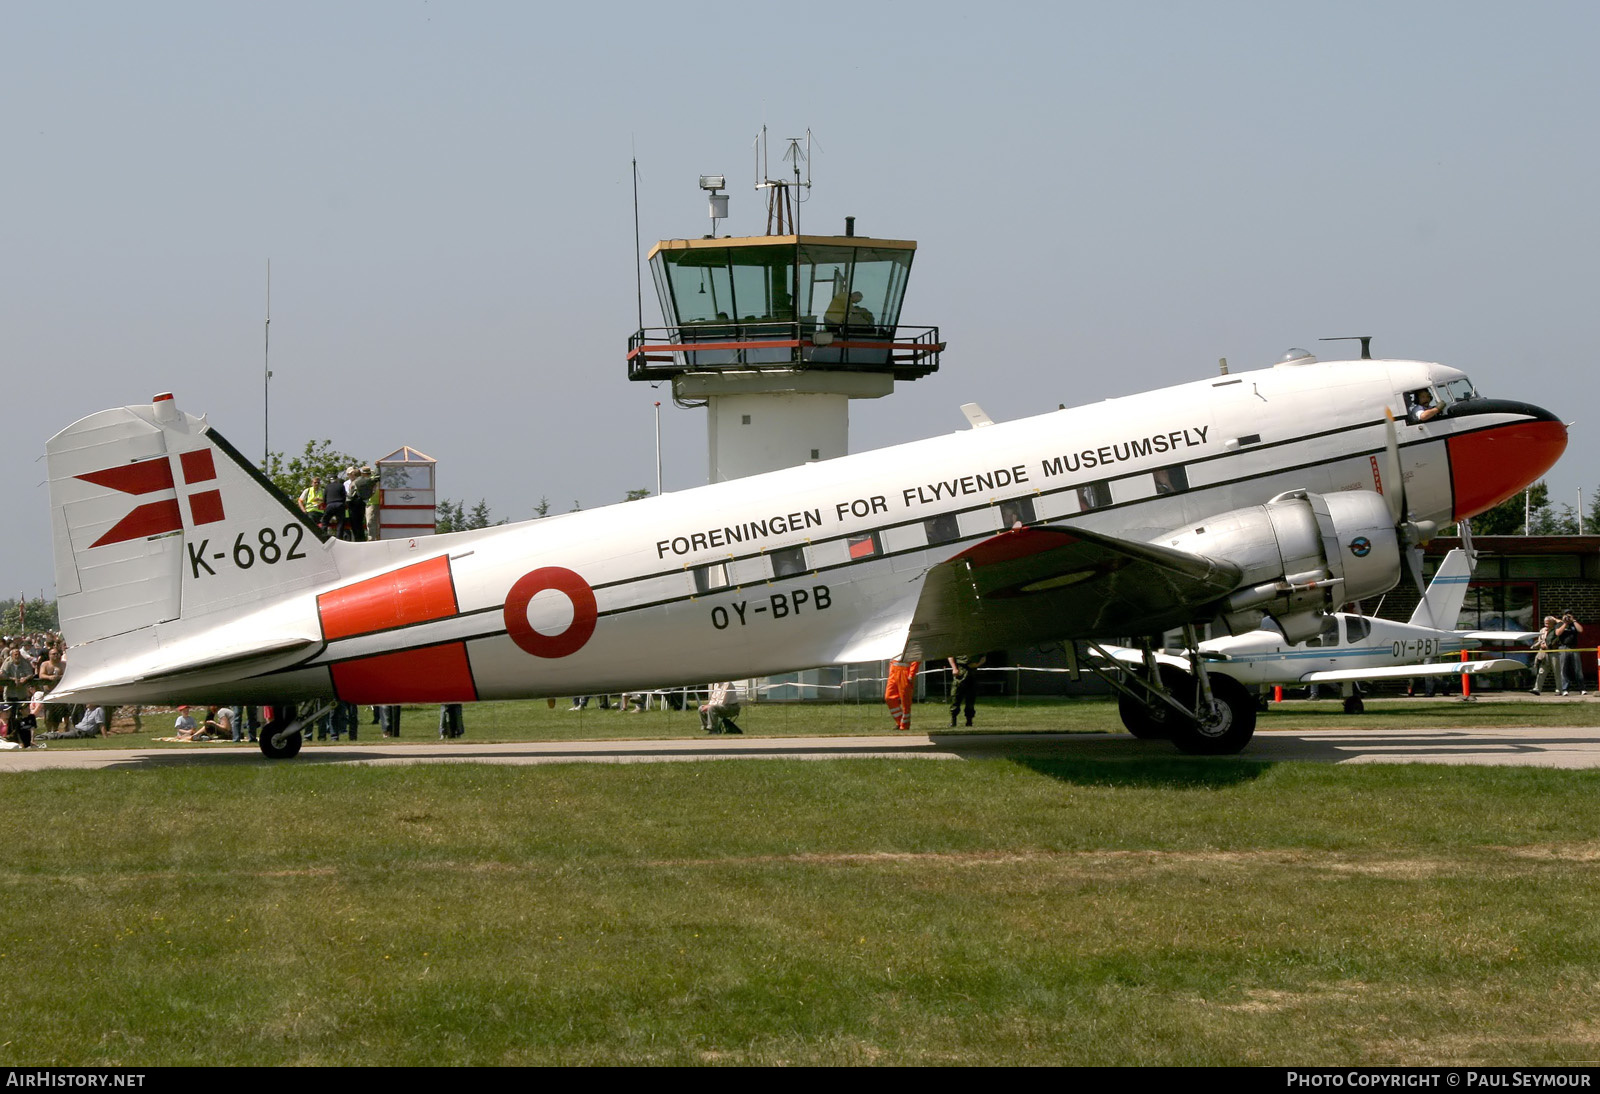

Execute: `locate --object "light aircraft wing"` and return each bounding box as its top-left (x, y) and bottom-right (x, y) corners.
top-left (900, 525), bottom-right (1241, 661)
top-left (1299, 659), bottom-right (1525, 684)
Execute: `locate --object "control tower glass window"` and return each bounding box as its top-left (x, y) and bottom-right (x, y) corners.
top-left (649, 238), bottom-right (916, 339)
top-left (663, 256), bottom-right (735, 326)
top-left (728, 246), bottom-right (795, 325)
top-left (801, 245), bottom-right (913, 333)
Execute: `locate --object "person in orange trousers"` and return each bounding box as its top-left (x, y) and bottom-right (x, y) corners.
top-left (885, 658), bottom-right (920, 731)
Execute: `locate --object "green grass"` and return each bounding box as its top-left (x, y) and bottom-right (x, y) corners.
top-left (40, 690), bottom-right (1600, 751)
top-left (4, 757), bottom-right (1600, 1064)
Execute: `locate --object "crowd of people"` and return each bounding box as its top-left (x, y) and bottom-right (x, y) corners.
top-left (296, 465), bottom-right (378, 541)
top-left (0, 631), bottom-right (101, 750)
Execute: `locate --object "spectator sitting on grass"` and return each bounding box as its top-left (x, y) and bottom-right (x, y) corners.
top-left (173, 706), bottom-right (202, 741)
top-left (40, 705), bottom-right (107, 740)
top-left (203, 706), bottom-right (238, 742)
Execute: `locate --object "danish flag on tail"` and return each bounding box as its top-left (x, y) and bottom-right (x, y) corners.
top-left (74, 446), bottom-right (229, 548)
top-left (47, 393), bottom-right (337, 648)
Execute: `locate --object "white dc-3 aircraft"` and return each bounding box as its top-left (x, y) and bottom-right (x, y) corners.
top-left (43, 349), bottom-right (1566, 757)
top-left (1101, 548), bottom-right (1527, 726)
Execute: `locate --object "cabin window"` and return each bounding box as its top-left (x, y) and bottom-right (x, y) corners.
top-left (997, 496), bottom-right (1036, 529)
top-left (1305, 617), bottom-right (1341, 647)
top-left (1346, 617), bottom-right (1371, 642)
top-left (845, 531), bottom-right (882, 560)
top-left (770, 546), bottom-right (808, 578)
top-left (1077, 481), bottom-right (1112, 512)
top-left (1153, 465), bottom-right (1188, 495)
top-left (693, 562), bottom-right (730, 595)
top-left (924, 512), bottom-right (961, 546)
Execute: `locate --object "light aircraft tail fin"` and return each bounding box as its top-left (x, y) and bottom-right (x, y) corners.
top-left (1407, 547), bottom-right (1473, 631)
top-left (47, 393), bottom-right (340, 647)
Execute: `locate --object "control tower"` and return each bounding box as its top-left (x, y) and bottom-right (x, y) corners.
top-left (628, 137), bottom-right (943, 482)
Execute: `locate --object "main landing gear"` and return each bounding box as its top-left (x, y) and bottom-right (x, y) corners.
top-left (258, 702), bottom-right (334, 759)
top-left (1093, 629), bottom-right (1257, 755)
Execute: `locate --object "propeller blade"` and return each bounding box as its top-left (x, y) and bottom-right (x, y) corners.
top-left (1382, 409), bottom-right (1405, 525)
top-left (1406, 542), bottom-right (1428, 603)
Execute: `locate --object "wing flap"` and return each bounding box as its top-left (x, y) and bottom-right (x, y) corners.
top-left (901, 525), bottom-right (1241, 661)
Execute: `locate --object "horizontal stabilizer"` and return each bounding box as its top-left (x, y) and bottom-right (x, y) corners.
top-left (1460, 630), bottom-right (1539, 644)
top-left (49, 635), bottom-right (319, 700)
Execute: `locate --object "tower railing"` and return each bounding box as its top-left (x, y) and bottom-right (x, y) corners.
top-left (627, 321), bottom-right (942, 382)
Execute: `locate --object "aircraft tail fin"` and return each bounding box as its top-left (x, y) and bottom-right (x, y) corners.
top-left (1407, 548), bottom-right (1473, 631)
top-left (48, 393), bottom-right (340, 647)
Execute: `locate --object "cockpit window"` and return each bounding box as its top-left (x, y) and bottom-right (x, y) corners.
top-left (1404, 378), bottom-right (1478, 423)
top-left (1438, 377), bottom-right (1477, 406)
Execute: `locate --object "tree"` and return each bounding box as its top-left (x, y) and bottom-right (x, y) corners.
top-left (534, 496), bottom-right (551, 518)
top-left (435, 499), bottom-right (465, 533)
top-left (624, 488), bottom-right (652, 502)
top-left (1531, 503), bottom-right (1580, 537)
top-left (436, 499), bottom-right (505, 533)
top-left (1466, 480), bottom-right (1599, 536)
top-left (0, 598), bottom-right (58, 634)
top-left (263, 440), bottom-right (361, 500)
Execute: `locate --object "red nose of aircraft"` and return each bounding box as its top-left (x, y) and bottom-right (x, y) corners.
top-left (1445, 399), bottom-right (1568, 521)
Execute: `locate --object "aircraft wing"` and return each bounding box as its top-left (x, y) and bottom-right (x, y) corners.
top-left (1299, 659), bottom-right (1526, 684)
top-left (900, 525), bottom-right (1241, 662)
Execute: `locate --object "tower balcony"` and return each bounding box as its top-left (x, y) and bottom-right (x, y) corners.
top-left (627, 320), bottom-right (943, 383)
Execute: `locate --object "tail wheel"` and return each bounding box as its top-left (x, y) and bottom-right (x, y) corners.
top-left (1169, 673), bottom-right (1257, 755)
top-left (259, 704), bottom-right (302, 759)
top-left (1118, 664), bottom-right (1191, 739)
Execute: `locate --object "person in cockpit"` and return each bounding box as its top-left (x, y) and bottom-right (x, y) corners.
top-left (1408, 389), bottom-right (1442, 423)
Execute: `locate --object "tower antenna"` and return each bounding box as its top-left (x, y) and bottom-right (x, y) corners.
top-left (263, 259), bottom-right (272, 467)
top-left (632, 151), bottom-right (644, 331)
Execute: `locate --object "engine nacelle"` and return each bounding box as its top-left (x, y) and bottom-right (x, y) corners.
top-left (1156, 490), bottom-right (1401, 642)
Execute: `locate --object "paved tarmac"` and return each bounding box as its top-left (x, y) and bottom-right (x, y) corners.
top-left (5, 726), bottom-right (1600, 771)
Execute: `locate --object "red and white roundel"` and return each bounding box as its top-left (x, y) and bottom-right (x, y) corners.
top-left (503, 567), bottom-right (597, 658)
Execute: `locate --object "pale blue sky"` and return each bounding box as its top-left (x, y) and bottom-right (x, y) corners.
top-left (3, 1), bottom-right (1596, 596)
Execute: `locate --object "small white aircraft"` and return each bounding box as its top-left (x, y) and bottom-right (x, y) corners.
top-left (43, 349), bottom-right (1566, 756)
top-left (1099, 548), bottom-right (1526, 727)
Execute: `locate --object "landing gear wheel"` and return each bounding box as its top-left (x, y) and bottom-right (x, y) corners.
top-left (1342, 695), bottom-right (1365, 715)
top-left (259, 704), bottom-right (302, 759)
top-left (1169, 673), bottom-right (1257, 755)
top-left (1118, 664), bottom-right (1191, 739)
